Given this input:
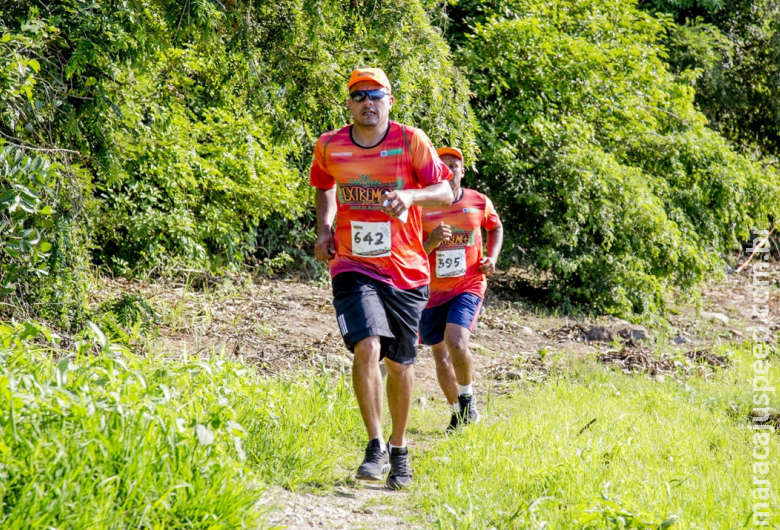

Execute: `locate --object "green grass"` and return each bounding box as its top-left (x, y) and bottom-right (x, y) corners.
top-left (409, 343), bottom-right (780, 528)
top-left (241, 366), bottom-right (365, 488)
top-left (0, 321), bottom-right (364, 528)
top-left (3, 317), bottom-right (778, 528)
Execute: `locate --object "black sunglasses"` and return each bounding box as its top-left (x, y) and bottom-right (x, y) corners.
top-left (349, 89), bottom-right (389, 102)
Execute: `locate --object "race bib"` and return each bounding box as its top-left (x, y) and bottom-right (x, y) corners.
top-left (436, 248), bottom-right (466, 278)
top-left (351, 221), bottom-right (391, 257)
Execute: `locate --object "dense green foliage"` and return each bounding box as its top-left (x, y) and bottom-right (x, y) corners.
top-left (0, 22), bottom-right (93, 328)
top-left (1, 0), bottom-right (778, 318)
top-left (1, 2), bottom-right (310, 274)
top-left (440, 0), bottom-right (779, 313)
top-left (0, 146), bottom-right (90, 328)
top-left (0, 320), bottom-right (366, 526)
top-left (638, 0), bottom-right (780, 154)
top-left (0, 0), bottom-right (474, 322)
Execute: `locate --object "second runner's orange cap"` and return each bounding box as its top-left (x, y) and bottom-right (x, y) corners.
top-left (348, 68), bottom-right (392, 92)
top-left (437, 146), bottom-right (463, 160)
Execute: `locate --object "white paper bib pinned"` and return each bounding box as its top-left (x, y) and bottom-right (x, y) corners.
top-left (351, 221), bottom-right (391, 257)
top-left (436, 248), bottom-right (466, 277)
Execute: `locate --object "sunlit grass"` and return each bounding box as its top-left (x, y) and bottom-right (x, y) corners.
top-left (409, 342), bottom-right (779, 528)
top-left (3, 313), bottom-right (777, 529)
top-left (0, 322), bottom-right (263, 528)
top-left (0, 321), bottom-right (365, 528)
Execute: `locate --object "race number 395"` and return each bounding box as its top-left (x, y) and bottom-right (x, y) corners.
top-left (351, 221), bottom-right (391, 257)
top-left (436, 248), bottom-right (466, 277)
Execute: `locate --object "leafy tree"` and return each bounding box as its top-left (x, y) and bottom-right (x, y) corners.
top-left (0, 22), bottom-right (91, 328)
top-left (4, 0), bottom-right (775, 319)
top-left (2, 1), bottom-right (476, 275)
top-left (443, 0), bottom-right (779, 313)
top-left (0, 147), bottom-right (90, 328)
top-left (638, 0), bottom-right (780, 154)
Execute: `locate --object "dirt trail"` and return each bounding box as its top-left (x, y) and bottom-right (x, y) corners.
top-left (93, 262), bottom-right (779, 528)
top-left (260, 484), bottom-right (409, 529)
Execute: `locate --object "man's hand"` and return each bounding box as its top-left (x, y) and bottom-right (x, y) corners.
top-left (479, 256), bottom-right (497, 276)
top-left (314, 232), bottom-right (335, 261)
top-left (429, 222), bottom-right (452, 248)
top-left (381, 190), bottom-right (413, 220)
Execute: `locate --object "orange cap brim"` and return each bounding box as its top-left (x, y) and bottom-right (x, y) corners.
top-left (437, 147), bottom-right (463, 160)
top-left (348, 68), bottom-right (391, 92)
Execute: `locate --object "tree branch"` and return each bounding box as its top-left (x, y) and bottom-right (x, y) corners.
top-left (0, 130), bottom-right (82, 156)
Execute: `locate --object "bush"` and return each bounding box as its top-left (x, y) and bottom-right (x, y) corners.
top-left (0, 146), bottom-right (90, 328)
top-left (0, 15), bottom-right (92, 328)
top-left (3, 1), bottom-right (477, 276)
top-left (638, 0), bottom-right (780, 155)
top-left (0, 321), bottom-right (264, 528)
top-left (449, 0), bottom-right (779, 313)
top-left (5, 0), bottom-right (776, 315)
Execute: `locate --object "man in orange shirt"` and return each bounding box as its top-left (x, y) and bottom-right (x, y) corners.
top-left (310, 68), bottom-right (453, 489)
top-left (421, 146), bottom-right (503, 430)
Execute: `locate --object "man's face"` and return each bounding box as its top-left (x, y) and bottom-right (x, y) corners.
top-left (347, 80), bottom-right (394, 128)
top-left (440, 154), bottom-right (463, 194)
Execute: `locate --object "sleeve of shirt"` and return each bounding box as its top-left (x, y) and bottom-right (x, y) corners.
top-left (309, 133), bottom-right (335, 189)
top-left (408, 127), bottom-right (452, 186)
top-left (482, 196), bottom-right (501, 231)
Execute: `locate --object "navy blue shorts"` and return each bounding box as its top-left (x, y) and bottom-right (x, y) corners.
top-left (419, 292), bottom-right (483, 346)
top-left (332, 272), bottom-right (429, 365)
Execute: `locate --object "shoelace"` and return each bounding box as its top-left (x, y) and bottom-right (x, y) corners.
top-left (365, 443), bottom-right (385, 464)
top-left (390, 451), bottom-right (412, 476)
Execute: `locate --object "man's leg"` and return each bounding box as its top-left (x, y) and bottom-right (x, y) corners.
top-left (385, 358), bottom-right (414, 447)
top-left (431, 341), bottom-right (458, 404)
top-left (352, 336), bottom-right (383, 441)
top-left (332, 273), bottom-right (393, 480)
top-left (380, 282), bottom-right (427, 490)
top-left (384, 357), bottom-right (415, 490)
top-left (443, 322), bottom-right (479, 425)
top-left (443, 323), bottom-right (473, 387)
top-left (353, 335), bottom-right (391, 480)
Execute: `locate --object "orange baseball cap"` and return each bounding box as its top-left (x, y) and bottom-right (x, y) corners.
top-left (348, 68), bottom-right (391, 92)
top-left (437, 147), bottom-right (463, 161)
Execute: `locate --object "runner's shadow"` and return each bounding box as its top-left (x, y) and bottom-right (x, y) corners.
top-left (361, 483), bottom-right (399, 493)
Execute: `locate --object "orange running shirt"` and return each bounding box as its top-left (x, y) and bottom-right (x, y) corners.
top-left (310, 121), bottom-right (451, 289)
top-left (422, 188), bottom-right (501, 307)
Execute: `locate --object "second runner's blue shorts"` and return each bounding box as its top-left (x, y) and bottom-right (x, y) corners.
top-left (419, 292), bottom-right (483, 346)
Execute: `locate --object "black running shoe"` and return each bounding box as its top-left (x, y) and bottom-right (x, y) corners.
top-left (356, 439), bottom-right (390, 481)
top-left (386, 445), bottom-right (413, 490)
top-left (446, 410), bottom-right (460, 432)
top-left (458, 393), bottom-right (480, 425)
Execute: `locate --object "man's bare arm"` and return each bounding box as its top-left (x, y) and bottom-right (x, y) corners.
top-left (423, 223), bottom-right (452, 255)
top-left (314, 187), bottom-right (337, 261)
top-left (480, 223), bottom-right (504, 275)
top-left (382, 182), bottom-right (453, 218)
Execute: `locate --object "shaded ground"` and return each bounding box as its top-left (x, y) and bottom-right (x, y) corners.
top-left (91, 261), bottom-right (779, 528)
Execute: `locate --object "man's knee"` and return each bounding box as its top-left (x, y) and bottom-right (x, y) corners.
top-left (354, 336), bottom-right (381, 365)
top-left (444, 327), bottom-right (469, 354)
top-left (432, 344), bottom-right (451, 364)
top-left (384, 357), bottom-right (413, 377)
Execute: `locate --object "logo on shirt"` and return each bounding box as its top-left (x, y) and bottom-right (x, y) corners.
top-left (462, 207), bottom-right (480, 213)
top-left (331, 152), bottom-right (353, 157)
top-left (380, 148), bottom-right (404, 158)
top-left (338, 175), bottom-right (404, 208)
top-left (440, 228), bottom-right (476, 248)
